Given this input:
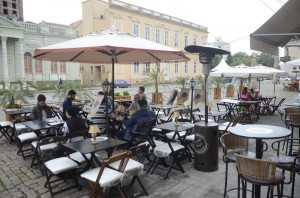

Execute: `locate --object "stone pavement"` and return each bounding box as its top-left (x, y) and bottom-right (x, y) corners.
top-left (0, 81), bottom-right (299, 198)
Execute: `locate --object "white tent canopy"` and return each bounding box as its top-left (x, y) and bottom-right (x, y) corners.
top-left (210, 58), bottom-right (230, 72)
top-left (280, 59), bottom-right (300, 75)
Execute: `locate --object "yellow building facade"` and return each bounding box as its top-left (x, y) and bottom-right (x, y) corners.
top-left (72, 0), bottom-right (208, 86)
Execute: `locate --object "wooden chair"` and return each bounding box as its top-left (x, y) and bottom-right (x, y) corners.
top-left (218, 115), bottom-right (242, 137)
top-left (80, 151), bottom-right (131, 198)
top-left (220, 133), bottom-right (255, 198)
top-left (235, 154), bottom-right (284, 198)
top-left (269, 98), bottom-right (286, 119)
top-left (283, 107), bottom-right (300, 128)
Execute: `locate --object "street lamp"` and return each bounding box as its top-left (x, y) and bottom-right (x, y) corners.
top-left (102, 79), bottom-right (111, 136)
top-left (189, 77), bottom-right (195, 122)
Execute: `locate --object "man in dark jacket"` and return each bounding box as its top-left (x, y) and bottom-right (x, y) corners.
top-left (31, 94), bottom-right (53, 120)
top-left (63, 106), bottom-right (88, 134)
top-left (62, 90), bottom-right (77, 120)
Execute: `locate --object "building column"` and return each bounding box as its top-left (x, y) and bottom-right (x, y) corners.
top-left (32, 58), bottom-right (36, 83)
top-left (18, 38), bottom-right (25, 80)
top-left (57, 62), bottom-right (61, 80)
top-left (1, 36), bottom-right (9, 82)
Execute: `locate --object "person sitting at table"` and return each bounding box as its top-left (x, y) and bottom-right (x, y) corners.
top-left (138, 86), bottom-right (147, 101)
top-left (63, 106), bottom-right (88, 141)
top-left (240, 87), bottom-right (252, 100)
top-left (31, 94), bottom-right (54, 120)
top-left (116, 99), bottom-right (156, 142)
top-left (62, 90), bottom-right (80, 120)
top-left (127, 94), bottom-right (150, 115)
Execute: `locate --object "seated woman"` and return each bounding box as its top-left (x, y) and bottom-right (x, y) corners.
top-left (240, 87), bottom-right (252, 100)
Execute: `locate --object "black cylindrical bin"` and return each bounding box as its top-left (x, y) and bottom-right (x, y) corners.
top-left (194, 121), bottom-right (219, 172)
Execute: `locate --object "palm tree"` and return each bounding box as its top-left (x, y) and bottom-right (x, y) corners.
top-left (176, 76), bottom-right (190, 88)
top-left (53, 81), bottom-right (93, 101)
top-left (143, 68), bottom-right (165, 93)
top-left (0, 84), bottom-right (35, 108)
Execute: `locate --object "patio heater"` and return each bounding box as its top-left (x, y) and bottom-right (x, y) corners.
top-left (102, 79), bottom-right (111, 136)
top-left (189, 77), bottom-right (196, 122)
top-left (185, 45), bottom-right (230, 172)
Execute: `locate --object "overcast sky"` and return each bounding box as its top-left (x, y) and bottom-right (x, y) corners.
top-left (23, 0), bottom-right (286, 54)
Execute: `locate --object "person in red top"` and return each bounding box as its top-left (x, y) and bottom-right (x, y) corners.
top-left (240, 87), bottom-right (252, 100)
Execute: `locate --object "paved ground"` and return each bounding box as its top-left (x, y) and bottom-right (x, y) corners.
top-left (0, 80), bottom-right (299, 198)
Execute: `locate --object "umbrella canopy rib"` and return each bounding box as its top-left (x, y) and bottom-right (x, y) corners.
top-left (70, 51), bottom-right (85, 62)
top-left (147, 52), bottom-right (161, 62)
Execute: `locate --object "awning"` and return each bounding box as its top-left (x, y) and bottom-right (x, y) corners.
top-left (250, 0), bottom-right (300, 55)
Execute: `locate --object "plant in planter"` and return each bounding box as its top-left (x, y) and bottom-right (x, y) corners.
top-left (226, 84), bottom-right (235, 97)
top-left (53, 81), bottom-right (93, 102)
top-left (211, 77), bottom-right (224, 99)
top-left (143, 67), bottom-right (165, 104)
top-left (0, 84), bottom-right (35, 108)
top-left (122, 91), bottom-right (131, 99)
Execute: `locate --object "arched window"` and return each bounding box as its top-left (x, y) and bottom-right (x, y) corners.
top-left (24, 52), bottom-right (32, 73)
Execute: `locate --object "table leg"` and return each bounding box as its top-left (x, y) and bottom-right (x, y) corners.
top-left (255, 138), bottom-right (263, 198)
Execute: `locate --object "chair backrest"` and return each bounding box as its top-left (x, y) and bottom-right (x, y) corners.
top-left (64, 129), bottom-right (89, 142)
top-left (217, 103), bottom-right (228, 112)
top-left (290, 113), bottom-right (300, 125)
top-left (38, 136), bottom-right (65, 162)
top-left (94, 151), bottom-right (131, 184)
top-left (129, 144), bottom-right (150, 163)
top-left (220, 133), bottom-right (248, 151)
top-left (223, 115), bottom-right (241, 132)
top-left (131, 117), bottom-right (156, 135)
top-left (276, 98), bottom-right (286, 107)
top-left (235, 154), bottom-right (277, 181)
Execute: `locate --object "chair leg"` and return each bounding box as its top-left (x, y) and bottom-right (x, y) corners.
top-left (151, 158), bottom-right (161, 175)
top-left (146, 156), bottom-right (156, 174)
top-left (291, 169), bottom-right (296, 198)
top-left (223, 162), bottom-right (228, 198)
top-left (164, 159), bottom-right (175, 179)
top-left (134, 176), bottom-right (149, 196)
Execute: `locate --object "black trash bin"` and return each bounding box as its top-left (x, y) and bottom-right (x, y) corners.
top-left (193, 121), bottom-right (219, 172)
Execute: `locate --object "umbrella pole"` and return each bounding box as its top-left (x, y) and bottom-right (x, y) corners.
top-left (111, 50), bottom-right (115, 111)
top-left (204, 74), bottom-right (208, 123)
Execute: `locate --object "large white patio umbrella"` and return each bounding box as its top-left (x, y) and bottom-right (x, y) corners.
top-left (280, 59), bottom-right (300, 75)
top-left (34, 28), bottom-right (189, 108)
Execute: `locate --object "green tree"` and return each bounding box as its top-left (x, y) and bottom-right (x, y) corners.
top-left (210, 54), bottom-right (222, 69)
top-left (226, 54), bottom-right (233, 65)
top-left (143, 66), bottom-right (165, 93)
top-left (257, 52), bottom-right (274, 67)
top-left (231, 52), bottom-right (251, 66)
top-left (176, 76), bottom-right (189, 88)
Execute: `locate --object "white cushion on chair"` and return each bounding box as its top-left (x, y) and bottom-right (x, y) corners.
top-left (45, 157), bottom-right (79, 174)
top-left (154, 142), bottom-right (184, 158)
top-left (152, 128), bottom-right (162, 132)
top-left (11, 123), bottom-right (27, 130)
top-left (18, 132), bottom-right (38, 142)
top-left (109, 159), bottom-right (144, 176)
top-left (31, 141), bottom-right (57, 151)
top-left (185, 134), bottom-right (194, 142)
top-left (0, 121), bottom-right (13, 127)
top-left (81, 167), bottom-right (124, 188)
top-left (69, 152), bottom-right (91, 163)
top-left (166, 131), bottom-right (186, 140)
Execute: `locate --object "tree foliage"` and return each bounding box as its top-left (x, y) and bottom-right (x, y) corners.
top-left (53, 81), bottom-right (93, 101)
top-left (0, 84), bottom-right (35, 106)
top-left (143, 67), bottom-right (165, 93)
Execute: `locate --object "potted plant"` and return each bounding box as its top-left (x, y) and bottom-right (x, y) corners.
top-left (53, 81), bottom-right (93, 102)
top-left (114, 92), bottom-right (122, 100)
top-left (0, 84), bottom-right (35, 120)
top-left (144, 67), bottom-right (165, 104)
top-left (122, 91), bottom-right (131, 100)
top-left (226, 84), bottom-right (235, 97)
top-left (175, 76), bottom-right (190, 105)
top-left (211, 77), bottom-right (224, 99)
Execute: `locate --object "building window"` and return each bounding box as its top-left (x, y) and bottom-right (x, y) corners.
top-left (194, 37), bottom-right (197, 45)
top-left (134, 62), bottom-right (139, 73)
top-left (80, 67), bottom-right (84, 72)
top-left (13, 10), bottom-right (17, 15)
top-left (184, 35), bottom-right (189, 47)
top-left (155, 28), bottom-right (160, 43)
top-left (133, 23), bottom-right (139, 37)
top-left (175, 62), bottom-right (178, 73)
top-left (3, 9), bottom-right (8, 15)
top-left (3, 1), bottom-right (7, 7)
top-left (194, 62), bottom-right (197, 73)
top-left (24, 52), bottom-right (32, 73)
top-left (184, 61), bottom-right (188, 73)
top-left (12, 3), bottom-right (16, 9)
top-left (145, 26), bottom-right (150, 40)
top-left (156, 62), bottom-right (161, 72)
top-left (51, 61), bottom-right (58, 73)
top-left (35, 60), bottom-right (42, 73)
top-left (174, 32), bottom-right (179, 47)
top-left (60, 62), bottom-right (66, 74)
top-left (145, 62), bottom-right (151, 73)
top-left (164, 30), bottom-right (169, 46)
top-left (90, 66), bottom-right (93, 74)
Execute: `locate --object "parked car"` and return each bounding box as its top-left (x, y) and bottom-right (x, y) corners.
top-left (114, 80), bottom-right (131, 88)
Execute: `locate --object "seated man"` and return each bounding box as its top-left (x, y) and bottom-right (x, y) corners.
top-left (31, 94), bottom-right (53, 120)
top-left (62, 90), bottom-right (80, 120)
top-left (127, 93), bottom-right (150, 115)
top-left (116, 99), bottom-right (156, 142)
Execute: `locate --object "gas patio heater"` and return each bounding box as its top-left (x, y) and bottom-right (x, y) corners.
top-left (185, 45), bottom-right (230, 172)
